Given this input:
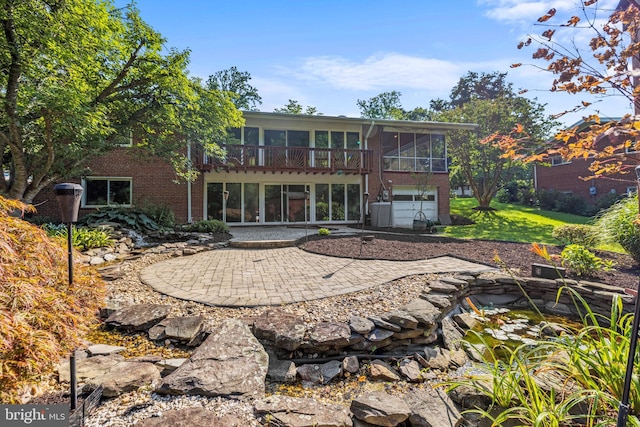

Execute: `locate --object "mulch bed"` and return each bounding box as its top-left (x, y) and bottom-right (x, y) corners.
top-left (300, 232), bottom-right (640, 291)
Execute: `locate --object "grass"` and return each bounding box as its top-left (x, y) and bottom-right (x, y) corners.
top-left (444, 198), bottom-right (622, 252)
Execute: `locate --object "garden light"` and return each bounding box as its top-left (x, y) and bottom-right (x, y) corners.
top-left (53, 182), bottom-right (83, 412)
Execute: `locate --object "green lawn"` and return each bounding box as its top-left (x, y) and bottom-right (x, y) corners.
top-left (443, 198), bottom-right (614, 248)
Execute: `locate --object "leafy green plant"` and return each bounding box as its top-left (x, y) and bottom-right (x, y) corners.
top-left (0, 196), bottom-right (105, 403)
top-left (552, 224), bottom-right (600, 247)
top-left (560, 244), bottom-right (615, 276)
top-left (595, 194), bottom-right (640, 263)
top-left (42, 224), bottom-right (114, 251)
top-left (318, 227), bottom-right (331, 236)
top-left (138, 201), bottom-right (175, 229)
top-left (78, 207), bottom-right (160, 232)
top-left (182, 219), bottom-right (229, 233)
top-left (446, 333), bottom-right (595, 427)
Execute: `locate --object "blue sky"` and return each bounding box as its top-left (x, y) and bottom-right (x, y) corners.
top-left (123, 0), bottom-right (634, 127)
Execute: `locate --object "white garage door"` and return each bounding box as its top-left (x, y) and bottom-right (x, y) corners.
top-left (392, 187), bottom-right (437, 228)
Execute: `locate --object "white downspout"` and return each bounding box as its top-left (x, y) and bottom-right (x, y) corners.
top-left (364, 120), bottom-right (375, 215)
top-left (187, 142), bottom-right (193, 223)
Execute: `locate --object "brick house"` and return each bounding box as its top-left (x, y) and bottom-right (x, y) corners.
top-left (534, 119), bottom-right (640, 204)
top-left (34, 111), bottom-right (477, 227)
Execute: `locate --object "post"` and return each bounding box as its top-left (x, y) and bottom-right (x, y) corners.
top-left (53, 183), bottom-right (83, 413)
top-left (223, 190), bottom-right (229, 222)
top-left (617, 165), bottom-right (640, 426)
top-left (304, 189), bottom-right (310, 242)
top-left (359, 192), bottom-right (369, 257)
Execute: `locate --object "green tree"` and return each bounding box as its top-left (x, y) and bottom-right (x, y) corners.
top-left (357, 91), bottom-right (404, 119)
top-left (438, 84), bottom-right (556, 208)
top-left (0, 0), bottom-right (242, 203)
top-left (449, 71), bottom-right (513, 108)
top-left (206, 66), bottom-right (262, 111)
top-left (274, 99), bottom-right (319, 115)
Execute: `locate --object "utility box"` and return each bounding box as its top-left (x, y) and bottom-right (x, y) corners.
top-left (532, 263), bottom-right (565, 279)
top-left (370, 202), bottom-right (393, 227)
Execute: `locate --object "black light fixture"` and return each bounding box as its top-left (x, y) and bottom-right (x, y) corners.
top-left (617, 165), bottom-right (640, 426)
top-left (53, 183), bottom-right (83, 286)
top-left (53, 182), bottom-right (83, 413)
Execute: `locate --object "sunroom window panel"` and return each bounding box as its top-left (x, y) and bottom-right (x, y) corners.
top-left (331, 132), bottom-right (344, 149)
top-left (382, 132), bottom-right (399, 156)
top-left (399, 133), bottom-right (415, 157)
top-left (264, 130), bottom-right (286, 146)
top-left (287, 130), bottom-right (309, 147)
top-left (346, 132), bottom-right (360, 149)
top-left (244, 127), bottom-right (259, 145)
top-left (416, 134), bottom-right (430, 157)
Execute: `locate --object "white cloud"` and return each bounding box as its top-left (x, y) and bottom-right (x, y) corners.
top-left (285, 53), bottom-right (464, 92)
top-left (478, 0), bottom-right (619, 26)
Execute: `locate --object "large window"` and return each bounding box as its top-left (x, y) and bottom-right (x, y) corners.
top-left (83, 177), bottom-right (132, 207)
top-left (383, 131), bottom-right (447, 172)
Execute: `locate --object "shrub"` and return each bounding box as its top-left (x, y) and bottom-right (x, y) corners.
top-left (0, 196), bottom-right (105, 402)
top-left (318, 227), bottom-right (331, 236)
top-left (560, 244), bottom-right (614, 276)
top-left (78, 207), bottom-right (160, 232)
top-left (138, 201), bottom-right (175, 229)
top-left (182, 219), bottom-right (229, 233)
top-left (595, 194), bottom-right (640, 263)
top-left (42, 224), bottom-right (114, 251)
top-left (552, 224), bottom-right (600, 247)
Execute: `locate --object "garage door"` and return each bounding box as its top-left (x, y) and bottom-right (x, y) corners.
top-left (392, 187), bottom-right (437, 228)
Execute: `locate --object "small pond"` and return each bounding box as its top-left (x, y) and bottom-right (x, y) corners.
top-left (463, 305), bottom-right (584, 354)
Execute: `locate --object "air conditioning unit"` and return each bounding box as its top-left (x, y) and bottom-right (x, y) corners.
top-left (370, 202), bottom-right (393, 227)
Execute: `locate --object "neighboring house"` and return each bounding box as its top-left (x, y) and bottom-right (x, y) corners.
top-left (534, 119), bottom-right (640, 204)
top-left (34, 111), bottom-right (477, 227)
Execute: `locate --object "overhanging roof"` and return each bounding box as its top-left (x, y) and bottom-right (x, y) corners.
top-left (241, 111), bottom-right (479, 132)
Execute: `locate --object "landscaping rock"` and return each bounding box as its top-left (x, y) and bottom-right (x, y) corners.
top-left (441, 317), bottom-right (464, 351)
top-left (105, 304), bottom-right (171, 332)
top-left (368, 315), bottom-right (401, 332)
top-left (398, 359), bottom-right (423, 382)
top-left (405, 387), bottom-right (464, 427)
top-left (87, 360), bottom-right (161, 397)
top-left (58, 354), bottom-right (124, 383)
top-left (402, 298), bottom-right (440, 327)
top-left (369, 360), bottom-right (401, 382)
top-left (151, 316), bottom-right (206, 346)
top-left (86, 344), bottom-right (126, 356)
top-left (298, 360), bottom-right (342, 384)
top-left (155, 319), bottom-right (268, 398)
top-left (308, 322), bottom-right (352, 348)
top-left (255, 395), bottom-right (352, 427)
top-left (453, 312), bottom-right (479, 330)
top-left (343, 355), bottom-right (360, 374)
top-left (252, 310), bottom-right (307, 351)
top-left (381, 310), bottom-right (418, 330)
top-left (349, 316), bottom-right (375, 335)
top-left (427, 280), bottom-right (460, 294)
top-left (136, 407), bottom-right (245, 427)
top-left (350, 391), bottom-right (411, 426)
top-left (367, 328), bottom-right (395, 342)
top-left (267, 351), bottom-right (298, 383)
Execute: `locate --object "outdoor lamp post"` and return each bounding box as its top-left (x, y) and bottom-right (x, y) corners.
top-left (53, 183), bottom-right (83, 286)
top-left (53, 182), bottom-right (83, 412)
top-left (223, 190), bottom-right (229, 222)
top-left (617, 165), bottom-right (640, 426)
top-left (304, 189), bottom-right (310, 242)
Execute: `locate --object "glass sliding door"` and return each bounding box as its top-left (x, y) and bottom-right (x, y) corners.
top-left (265, 184), bottom-right (282, 223)
top-left (285, 184), bottom-right (307, 223)
top-left (207, 183), bottom-right (223, 220)
top-left (225, 183), bottom-right (242, 222)
top-left (331, 184), bottom-right (345, 220)
top-left (244, 183), bottom-right (259, 222)
top-left (316, 184), bottom-right (330, 221)
top-left (347, 184), bottom-right (361, 221)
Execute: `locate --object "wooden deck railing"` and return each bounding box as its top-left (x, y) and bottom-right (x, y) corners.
top-left (193, 145), bottom-right (373, 174)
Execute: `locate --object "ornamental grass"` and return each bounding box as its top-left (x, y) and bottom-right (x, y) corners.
top-left (0, 196), bottom-right (105, 402)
